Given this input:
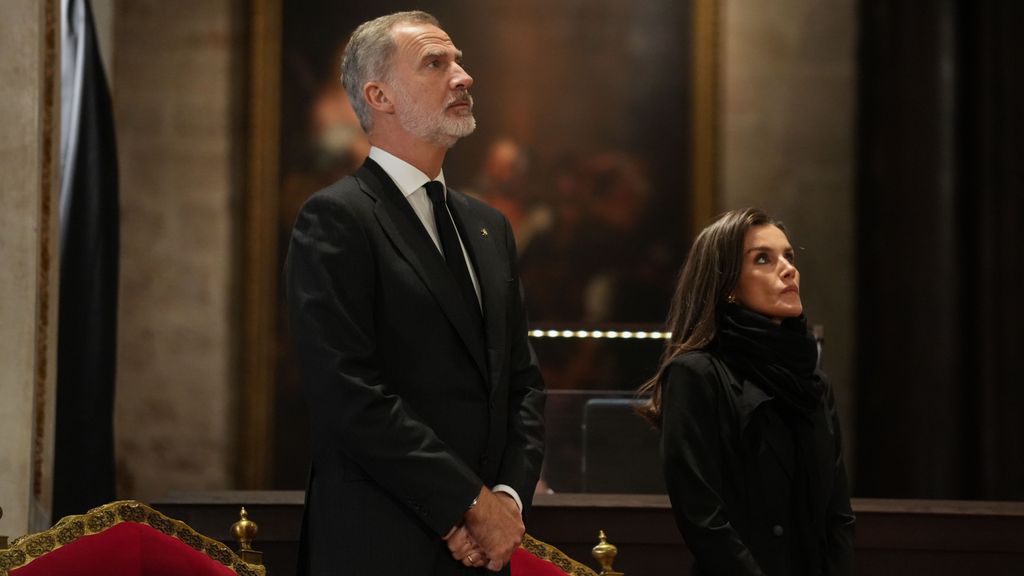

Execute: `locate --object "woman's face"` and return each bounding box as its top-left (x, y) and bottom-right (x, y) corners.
top-left (732, 224), bottom-right (802, 323)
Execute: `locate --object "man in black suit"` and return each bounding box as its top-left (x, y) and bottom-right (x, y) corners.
top-left (285, 11), bottom-right (546, 575)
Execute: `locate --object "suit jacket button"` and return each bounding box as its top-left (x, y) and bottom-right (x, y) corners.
top-left (772, 524), bottom-right (784, 537)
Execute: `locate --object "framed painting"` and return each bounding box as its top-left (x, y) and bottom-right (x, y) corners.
top-left (240, 0), bottom-right (719, 492)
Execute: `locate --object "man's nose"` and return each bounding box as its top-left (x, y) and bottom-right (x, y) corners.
top-left (452, 63), bottom-right (473, 91)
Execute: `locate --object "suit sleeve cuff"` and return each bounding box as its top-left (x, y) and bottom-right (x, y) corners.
top-left (492, 484), bottom-right (523, 514)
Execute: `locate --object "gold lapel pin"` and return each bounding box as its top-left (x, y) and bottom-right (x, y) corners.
top-left (480, 227), bottom-right (489, 238)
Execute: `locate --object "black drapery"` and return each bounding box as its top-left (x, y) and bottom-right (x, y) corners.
top-left (857, 0), bottom-right (1024, 499)
top-left (53, 0), bottom-right (119, 520)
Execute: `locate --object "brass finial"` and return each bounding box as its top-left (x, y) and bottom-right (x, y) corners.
top-left (230, 507), bottom-right (263, 565)
top-left (592, 530), bottom-right (623, 575)
top-left (232, 507), bottom-right (257, 550)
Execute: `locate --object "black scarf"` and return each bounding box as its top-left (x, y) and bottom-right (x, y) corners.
top-left (716, 303), bottom-right (823, 420)
top-left (716, 303), bottom-right (827, 576)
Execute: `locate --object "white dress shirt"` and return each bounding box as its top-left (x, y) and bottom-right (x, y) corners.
top-left (368, 147), bottom-right (481, 308)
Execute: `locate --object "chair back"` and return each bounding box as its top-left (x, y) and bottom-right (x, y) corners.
top-left (0, 500), bottom-right (264, 576)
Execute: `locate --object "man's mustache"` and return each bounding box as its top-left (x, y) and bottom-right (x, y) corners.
top-left (446, 92), bottom-right (474, 109)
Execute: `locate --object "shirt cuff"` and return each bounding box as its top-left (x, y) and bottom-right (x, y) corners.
top-left (492, 484), bottom-right (523, 514)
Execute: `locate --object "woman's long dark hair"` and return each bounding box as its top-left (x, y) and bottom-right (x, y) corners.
top-left (637, 207), bottom-right (788, 425)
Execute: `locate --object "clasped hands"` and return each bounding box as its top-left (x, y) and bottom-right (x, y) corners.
top-left (444, 486), bottom-right (524, 571)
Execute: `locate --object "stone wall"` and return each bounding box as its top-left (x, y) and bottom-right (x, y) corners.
top-left (111, 0), bottom-right (243, 501)
top-left (719, 0), bottom-right (858, 468)
top-left (0, 0), bottom-right (60, 534)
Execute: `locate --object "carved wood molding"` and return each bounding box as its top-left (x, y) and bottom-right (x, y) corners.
top-left (32, 0), bottom-right (59, 506)
top-left (239, 0), bottom-right (282, 489)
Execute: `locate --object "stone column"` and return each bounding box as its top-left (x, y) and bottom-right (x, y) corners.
top-left (719, 0), bottom-right (858, 469)
top-left (112, 0), bottom-right (242, 500)
top-left (0, 0), bottom-right (61, 534)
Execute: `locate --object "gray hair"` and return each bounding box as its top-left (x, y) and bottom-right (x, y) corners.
top-left (341, 11), bottom-right (440, 133)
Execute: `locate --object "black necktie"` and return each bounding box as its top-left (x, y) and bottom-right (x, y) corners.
top-left (425, 181), bottom-right (483, 326)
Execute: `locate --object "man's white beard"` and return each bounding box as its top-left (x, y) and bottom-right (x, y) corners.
top-left (395, 88), bottom-right (476, 148)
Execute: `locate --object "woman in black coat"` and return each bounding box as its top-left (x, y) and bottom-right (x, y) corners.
top-left (638, 208), bottom-right (855, 575)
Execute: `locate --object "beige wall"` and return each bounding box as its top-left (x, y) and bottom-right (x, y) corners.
top-left (0, 0), bottom-right (60, 534)
top-left (719, 0), bottom-right (857, 467)
top-left (0, 0), bottom-right (244, 515)
top-left (111, 0), bottom-right (243, 501)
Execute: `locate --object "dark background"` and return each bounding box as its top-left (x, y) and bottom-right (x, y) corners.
top-left (856, 0), bottom-right (1024, 499)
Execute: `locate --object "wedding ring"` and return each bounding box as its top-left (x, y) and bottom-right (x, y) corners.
top-left (467, 553), bottom-right (475, 564)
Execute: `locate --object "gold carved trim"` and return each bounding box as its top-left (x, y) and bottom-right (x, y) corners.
top-left (32, 0), bottom-right (60, 503)
top-left (520, 533), bottom-right (599, 576)
top-left (239, 0), bottom-right (282, 489)
top-left (691, 0), bottom-right (720, 232)
top-left (0, 501), bottom-right (265, 576)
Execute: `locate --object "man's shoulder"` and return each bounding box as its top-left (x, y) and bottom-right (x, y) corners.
top-left (311, 171), bottom-right (372, 202)
top-left (299, 171), bottom-right (377, 214)
top-left (289, 172), bottom-right (381, 240)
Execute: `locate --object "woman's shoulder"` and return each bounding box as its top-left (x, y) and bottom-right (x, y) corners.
top-left (661, 350), bottom-right (732, 412)
top-left (668, 349), bottom-right (719, 370)
top-left (665, 350), bottom-right (728, 383)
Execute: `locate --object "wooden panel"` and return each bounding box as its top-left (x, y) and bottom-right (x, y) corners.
top-left (154, 492), bottom-right (1024, 576)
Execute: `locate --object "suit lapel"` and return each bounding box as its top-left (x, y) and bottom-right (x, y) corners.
top-left (357, 160), bottom-right (488, 381)
top-left (448, 190), bottom-right (508, 388)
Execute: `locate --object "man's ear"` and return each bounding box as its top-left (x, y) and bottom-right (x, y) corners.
top-left (364, 81), bottom-right (394, 114)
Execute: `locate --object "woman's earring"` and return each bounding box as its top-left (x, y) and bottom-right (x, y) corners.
top-left (727, 294), bottom-right (737, 304)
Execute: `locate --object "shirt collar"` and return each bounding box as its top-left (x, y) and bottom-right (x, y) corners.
top-left (368, 146), bottom-right (446, 199)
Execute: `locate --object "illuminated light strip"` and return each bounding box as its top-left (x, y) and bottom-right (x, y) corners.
top-left (528, 329), bottom-right (671, 340)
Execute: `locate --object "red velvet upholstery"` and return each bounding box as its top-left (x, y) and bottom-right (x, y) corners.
top-left (10, 522), bottom-right (236, 576)
top-left (512, 534), bottom-right (598, 576)
top-left (512, 546), bottom-right (573, 576)
top-left (0, 501), bottom-right (262, 576)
